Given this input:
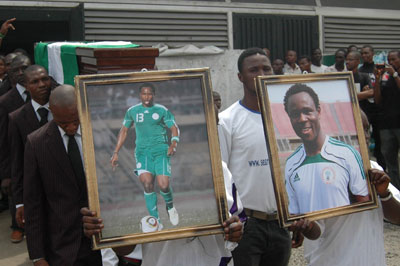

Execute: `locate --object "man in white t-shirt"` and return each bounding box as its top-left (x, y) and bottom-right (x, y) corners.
top-left (283, 83), bottom-right (370, 214)
top-left (219, 48), bottom-right (295, 266)
top-left (310, 48), bottom-right (328, 73)
top-left (302, 110), bottom-right (400, 266)
top-left (325, 49), bottom-right (347, 73)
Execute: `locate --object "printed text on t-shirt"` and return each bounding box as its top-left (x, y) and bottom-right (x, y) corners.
top-left (248, 158), bottom-right (269, 167)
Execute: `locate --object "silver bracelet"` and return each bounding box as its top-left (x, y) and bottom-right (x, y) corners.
top-left (380, 191), bottom-right (392, 202)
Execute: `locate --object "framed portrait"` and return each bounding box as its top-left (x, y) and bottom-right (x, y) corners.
top-left (75, 68), bottom-right (228, 249)
top-left (255, 72), bottom-right (378, 227)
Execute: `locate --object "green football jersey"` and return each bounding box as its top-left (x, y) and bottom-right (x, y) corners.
top-left (123, 103), bottom-right (176, 149)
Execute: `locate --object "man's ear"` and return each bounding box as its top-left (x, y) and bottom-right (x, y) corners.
top-left (238, 72), bottom-right (243, 83)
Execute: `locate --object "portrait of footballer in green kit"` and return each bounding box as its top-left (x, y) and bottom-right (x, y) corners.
top-left (111, 82), bottom-right (180, 228)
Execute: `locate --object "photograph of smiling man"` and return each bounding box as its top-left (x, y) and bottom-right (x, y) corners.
top-left (283, 83), bottom-right (370, 214)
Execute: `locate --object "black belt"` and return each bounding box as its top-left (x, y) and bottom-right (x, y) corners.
top-left (244, 208), bottom-right (278, 221)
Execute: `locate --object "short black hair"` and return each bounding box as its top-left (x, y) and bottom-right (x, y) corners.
top-left (362, 45), bottom-right (374, 52)
top-left (286, 49), bottom-right (297, 55)
top-left (347, 51), bottom-right (361, 60)
top-left (23, 65), bottom-right (47, 80)
top-left (312, 48), bottom-right (321, 54)
top-left (388, 50), bottom-right (400, 58)
top-left (212, 91), bottom-right (221, 98)
top-left (335, 48), bottom-right (347, 57)
top-left (298, 55), bottom-right (311, 62)
top-left (347, 44), bottom-right (358, 50)
top-left (283, 83), bottom-right (320, 113)
top-left (139, 82), bottom-right (156, 94)
top-left (237, 47), bottom-right (267, 73)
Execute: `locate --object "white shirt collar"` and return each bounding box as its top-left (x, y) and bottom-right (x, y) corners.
top-left (16, 83), bottom-right (26, 97)
top-left (31, 99), bottom-right (49, 112)
top-left (57, 125), bottom-right (81, 137)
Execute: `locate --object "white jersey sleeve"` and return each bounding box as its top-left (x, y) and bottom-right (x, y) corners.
top-left (285, 174), bottom-right (300, 215)
top-left (218, 115), bottom-right (232, 165)
top-left (345, 146), bottom-right (368, 196)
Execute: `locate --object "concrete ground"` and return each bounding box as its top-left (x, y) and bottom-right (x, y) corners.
top-left (0, 211), bottom-right (30, 266)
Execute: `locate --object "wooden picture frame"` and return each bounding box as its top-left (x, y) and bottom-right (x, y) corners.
top-left (74, 68), bottom-right (228, 249)
top-left (255, 72), bottom-right (378, 227)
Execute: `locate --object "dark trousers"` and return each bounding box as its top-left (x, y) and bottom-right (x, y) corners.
top-left (74, 236), bottom-right (103, 266)
top-left (380, 129), bottom-right (400, 190)
top-left (232, 218), bottom-right (291, 266)
top-left (370, 116), bottom-right (386, 169)
top-left (9, 192), bottom-right (23, 232)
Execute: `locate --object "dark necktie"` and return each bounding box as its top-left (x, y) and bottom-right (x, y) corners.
top-left (67, 135), bottom-right (87, 198)
top-left (24, 91), bottom-right (31, 103)
top-left (37, 107), bottom-right (48, 126)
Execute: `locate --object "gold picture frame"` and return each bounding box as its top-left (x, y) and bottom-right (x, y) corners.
top-left (255, 72), bottom-right (378, 227)
top-left (74, 68), bottom-right (228, 249)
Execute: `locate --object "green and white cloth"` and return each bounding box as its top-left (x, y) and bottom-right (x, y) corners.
top-left (34, 41), bottom-right (140, 85)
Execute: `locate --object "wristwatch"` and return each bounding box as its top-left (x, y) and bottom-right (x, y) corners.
top-left (393, 71), bottom-right (399, 78)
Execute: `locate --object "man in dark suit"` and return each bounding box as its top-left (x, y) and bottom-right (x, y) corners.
top-left (9, 65), bottom-right (52, 230)
top-left (24, 84), bottom-right (102, 266)
top-left (0, 54), bottom-right (31, 243)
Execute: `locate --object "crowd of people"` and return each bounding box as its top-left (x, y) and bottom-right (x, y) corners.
top-left (0, 17), bottom-right (400, 266)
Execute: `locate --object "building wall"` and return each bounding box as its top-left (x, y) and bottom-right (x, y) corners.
top-left (156, 49), bottom-right (243, 110)
top-left (3, 0), bottom-right (400, 54)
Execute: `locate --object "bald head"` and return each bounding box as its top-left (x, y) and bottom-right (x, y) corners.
top-left (50, 85), bottom-right (80, 136)
top-left (50, 84), bottom-right (77, 109)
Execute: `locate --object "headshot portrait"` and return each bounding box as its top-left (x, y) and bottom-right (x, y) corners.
top-left (255, 73), bottom-right (378, 226)
top-left (283, 83), bottom-right (369, 214)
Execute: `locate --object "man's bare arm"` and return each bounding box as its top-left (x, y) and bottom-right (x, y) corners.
top-left (110, 126), bottom-right (129, 170)
top-left (167, 125), bottom-right (179, 156)
top-left (370, 169), bottom-right (400, 225)
top-left (0, 18), bottom-right (16, 48)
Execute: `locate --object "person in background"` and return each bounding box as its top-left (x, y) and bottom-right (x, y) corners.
top-left (9, 65), bottom-right (52, 231)
top-left (298, 55), bottom-right (313, 74)
top-left (325, 49), bottom-right (347, 73)
top-left (272, 59), bottom-right (285, 75)
top-left (359, 44), bottom-right (386, 170)
top-left (213, 91), bottom-right (222, 111)
top-left (311, 48), bottom-right (328, 73)
top-left (0, 54), bottom-right (31, 243)
top-left (283, 50), bottom-right (301, 74)
top-left (374, 50), bottom-right (400, 191)
top-left (347, 44), bottom-right (358, 54)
